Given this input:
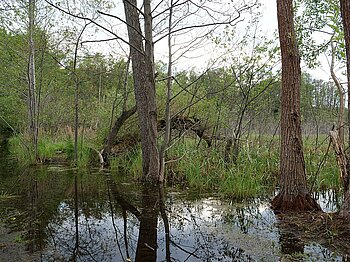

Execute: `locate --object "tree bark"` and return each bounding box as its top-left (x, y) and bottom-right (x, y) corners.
top-left (102, 105), bottom-right (137, 165)
top-left (340, 0), bottom-right (350, 153)
top-left (330, 39), bottom-right (345, 146)
top-left (330, 129), bottom-right (349, 192)
top-left (123, 0), bottom-right (161, 183)
top-left (271, 0), bottom-right (320, 212)
top-left (28, 0), bottom-right (38, 160)
top-left (339, 0), bottom-right (350, 218)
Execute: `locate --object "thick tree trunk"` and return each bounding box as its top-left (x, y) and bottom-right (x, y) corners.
top-left (340, 0), bottom-right (350, 153)
top-left (271, 0), bottom-right (320, 212)
top-left (339, 0), bottom-right (350, 218)
top-left (339, 193), bottom-right (350, 219)
top-left (123, 0), bottom-right (161, 183)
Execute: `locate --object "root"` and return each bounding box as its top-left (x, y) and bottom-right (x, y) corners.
top-left (271, 193), bottom-right (321, 213)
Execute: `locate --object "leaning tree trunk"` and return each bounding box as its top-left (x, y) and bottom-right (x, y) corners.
top-left (123, 0), bottom-right (161, 183)
top-left (339, 0), bottom-right (350, 218)
top-left (102, 105), bottom-right (137, 166)
top-left (271, 0), bottom-right (320, 212)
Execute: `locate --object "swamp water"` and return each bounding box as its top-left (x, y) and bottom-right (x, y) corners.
top-left (0, 139), bottom-right (348, 261)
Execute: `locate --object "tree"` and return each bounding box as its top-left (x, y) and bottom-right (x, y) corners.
top-left (158, 0), bottom-right (174, 180)
top-left (123, 0), bottom-right (161, 183)
top-left (339, 0), bottom-right (350, 218)
top-left (271, 0), bottom-right (320, 212)
top-left (28, 0), bottom-right (39, 160)
top-left (295, 0), bottom-right (345, 144)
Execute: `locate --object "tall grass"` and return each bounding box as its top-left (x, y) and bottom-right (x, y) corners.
top-left (304, 136), bottom-right (340, 190)
top-left (110, 147), bottom-right (142, 179)
top-left (109, 135), bottom-right (340, 198)
top-left (7, 130), bottom-right (341, 197)
top-left (109, 138), bottom-right (279, 198)
top-left (167, 140), bottom-right (279, 198)
top-left (8, 132), bottom-right (99, 167)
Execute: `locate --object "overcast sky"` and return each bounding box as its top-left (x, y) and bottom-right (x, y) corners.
top-left (259, 0), bottom-right (341, 82)
top-left (89, 0), bottom-right (335, 81)
top-left (153, 0), bottom-right (280, 74)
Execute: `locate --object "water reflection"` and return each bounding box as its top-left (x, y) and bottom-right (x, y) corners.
top-left (277, 217), bottom-right (305, 259)
top-left (135, 185), bottom-right (158, 262)
top-left (313, 190), bottom-right (342, 212)
top-left (0, 163), bottom-right (348, 261)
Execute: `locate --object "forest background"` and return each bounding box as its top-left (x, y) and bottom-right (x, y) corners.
top-left (0, 0), bottom-right (347, 199)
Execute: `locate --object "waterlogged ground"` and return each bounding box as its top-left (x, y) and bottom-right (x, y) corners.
top-left (0, 139), bottom-right (349, 261)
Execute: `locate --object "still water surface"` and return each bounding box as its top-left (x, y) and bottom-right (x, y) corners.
top-left (0, 137), bottom-right (347, 261)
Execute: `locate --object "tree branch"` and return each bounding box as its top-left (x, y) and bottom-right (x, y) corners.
top-left (154, 3), bottom-right (254, 44)
top-left (97, 10), bottom-right (146, 40)
top-left (44, 0), bottom-right (144, 55)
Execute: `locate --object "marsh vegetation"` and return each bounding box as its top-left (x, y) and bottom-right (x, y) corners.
top-left (1, 0), bottom-right (350, 260)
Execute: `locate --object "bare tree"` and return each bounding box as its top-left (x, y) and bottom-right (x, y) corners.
top-left (72, 23), bottom-right (90, 163)
top-left (45, 0), bottom-right (258, 181)
top-left (123, 0), bottom-right (161, 183)
top-left (159, 0), bottom-right (174, 180)
top-left (28, 0), bottom-right (38, 160)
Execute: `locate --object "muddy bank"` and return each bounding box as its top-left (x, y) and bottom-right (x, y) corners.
top-left (0, 222), bottom-right (40, 262)
top-left (276, 212), bottom-right (350, 258)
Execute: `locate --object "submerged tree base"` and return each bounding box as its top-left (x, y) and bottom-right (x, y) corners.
top-left (339, 193), bottom-right (350, 219)
top-left (271, 193), bottom-right (321, 213)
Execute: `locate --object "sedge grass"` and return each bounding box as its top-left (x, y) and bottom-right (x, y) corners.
top-left (109, 135), bottom-right (340, 198)
top-left (8, 131), bottom-right (341, 197)
top-left (8, 133), bottom-right (99, 167)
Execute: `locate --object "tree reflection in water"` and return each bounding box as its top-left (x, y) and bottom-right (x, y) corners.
top-left (135, 185), bottom-right (158, 262)
top-left (0, 168), bottom-right (346, 261)
top-left (276, 216), bottom-right (305, 259)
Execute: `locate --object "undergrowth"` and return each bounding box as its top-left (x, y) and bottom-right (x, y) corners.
top-left (110, 135), bottom-right (340, 198)
top-left (7, 132), bottom-right (341, 198)
top-left (111, 138), bottom-right (280, 198)
top-left (8, 132), bottom-right (99, 167)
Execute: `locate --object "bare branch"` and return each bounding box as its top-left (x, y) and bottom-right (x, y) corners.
top-left (44, 0), bottom-right (144, 55)
top-left (97, 10), bottom-right (145, 40)
top-left (81, 37), bottom-right (119, 44)
top-left (154, 2), bottom-right (255, 44)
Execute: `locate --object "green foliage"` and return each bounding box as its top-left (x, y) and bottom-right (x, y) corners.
top-left (8, 132), bottom-right (99, 167)
top-left (8, 136), bottom-right (34, 165)
top-left (109, 138), bottom-right (279, 198)
top-left (295, 0), bottom-right (344, 67)
top-left (0, 2), bottom-right (343, 201)
top-left (107, 134), bottom-right (340, 198)
top-left (304, 135), bottom-right (340, 190)
top-left (110, 147), bottom-right (142, 179)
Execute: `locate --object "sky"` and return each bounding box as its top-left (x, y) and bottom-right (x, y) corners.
top-left (154, 0), bottom-right (335, 81)
top-left (152, 0), bottom-right (280, 74)
top-left (259, 0), bottom-right (342, 82)
top-left (85, 0), bottom-right (339, 82)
